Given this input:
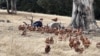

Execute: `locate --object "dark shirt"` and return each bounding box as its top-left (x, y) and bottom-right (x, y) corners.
top-left (33, 21), bottom-right (43, 27)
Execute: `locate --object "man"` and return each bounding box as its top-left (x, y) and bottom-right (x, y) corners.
top-left (32, 18), bottom-right (43, 27)
top-left (48, 18), bottom-right (61, 29)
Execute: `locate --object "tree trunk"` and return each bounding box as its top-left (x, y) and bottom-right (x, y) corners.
top-left (70, 0), bottom-right (99, 31)
top-left (14, 0), bottom-right (17, 14)
top-left (6, 0), bottom-right (10, 14)
top-left (6, 0), bottom-right (17, 14)
top-left (11, 0), bottom-right (14, 13)
top-left (11, 0), bottom-right (17, 14)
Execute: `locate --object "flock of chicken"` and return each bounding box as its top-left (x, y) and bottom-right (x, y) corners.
top-left (18, 23), bottom-right (100, 54)
top-left (44, 28), bottom-right (91, 54)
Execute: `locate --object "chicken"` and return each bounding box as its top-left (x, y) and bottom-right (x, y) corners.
top-left (80, 35), bottom-right (88, 42)
top-left (74, 47), bottom-right (84, 53)
top-left (66, 28), bottom-right (73, 37)
top-left (83, 38), bottom-right (91, 48)
top-left (75, 37), bottom-right (80, 45)
top-left (40, 27), bottom-right (45, 34)
top-left (48, 28), bottom-right (53, 33)
top-left (27, 26), bottom-right (34, 31)
top-left (78, 27), bottom-right (82, 31)
top-left (69, 37), bottom-right (74, 42)
top-left (75, 32), bottom-right (79, 36)
top-left (75, 28), bottom-right (83, 36)
top-left (36, 27), bottom-right (41, 31)
top-left (43, 26), bottom-right (49, 33)
top-left (67, 28), bottom-right (72, 35)
top-left (72, 29), bottom-right (77, 34)
top-left (80, 35), bottom-right (84, 42)
top-left (54, 30), bottom-right (59, 35)
top-left (49, 37), bottom-right (54, 44)
top-left (69, 37), bottom-right (75, 48)
top-left (66, 32), bottom-right (71, 38)
top-left (80, 35), bottom-right (91, 48)
top-left (69, 37), bottom-right (81, 49)
top-left (73, 41), bottom-right (80, 49)
top-left (59, 36), bottom-right (63, 41)
top-left (63, 34), bottom-right (68, 41)
top-left (73, 39), bottom-right (80, 49)
top-left (21, 29), bottom-right (27, 36)
top-left (41, 30), bottom-right (45, 34)
top-left (45, 37), bottom-right (50, 44)
top-left (45, 45), bottom-right (51, 54)
top-left (59, 29), bottom-right (66, 35)
top-left (69, 41), bottom-right (74, 48)
top-left (18, 25), bottom-right (25, 30)
top-left (39, 27), bottom-right (43, 32)
top-left (45, 28), bottom-right (49, 33)
top-left (96, 42), bottom-right (100, 48)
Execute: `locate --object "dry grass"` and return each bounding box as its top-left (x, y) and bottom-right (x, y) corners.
top-left (0, 9), bottom-right (100, 56)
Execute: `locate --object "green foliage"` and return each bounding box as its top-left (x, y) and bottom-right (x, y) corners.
top-left (17, 0), bottom-right (45, 12)
top-left (37, 0), bottom-right (72, 16)
top-left (94, 0), bottom-right (100, 20)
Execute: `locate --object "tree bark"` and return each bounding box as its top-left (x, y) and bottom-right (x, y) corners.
top-left (11, 0), bottom-right (17, 14)
top-left (14, 0), bottom-right (17, 14)
top-left (6, 0), bottom-right (17, 14)
top-left (6, 0), bottom-right (10, 14)
top-left (70, 0), bottom-right (99, 31)
top-left (11, 0), bottom-right (14, 13)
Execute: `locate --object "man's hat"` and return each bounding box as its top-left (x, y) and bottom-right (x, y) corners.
top-left (40, 18), bottom-right (43, 20)
top-left (52, 18), bottom-right (58, 21)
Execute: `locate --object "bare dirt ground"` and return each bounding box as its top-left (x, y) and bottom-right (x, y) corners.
top-left (0, 9), bottom-right (100, 56)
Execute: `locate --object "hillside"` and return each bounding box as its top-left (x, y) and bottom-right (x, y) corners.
top-left (0, 9), bottom-right (100, 56)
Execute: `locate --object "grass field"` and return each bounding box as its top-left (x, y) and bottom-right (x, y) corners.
top-left (0, 9), bottom-right (100, 56)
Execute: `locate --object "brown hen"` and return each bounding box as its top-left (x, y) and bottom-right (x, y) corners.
top-left (45, 45), bottom-right (51, 54)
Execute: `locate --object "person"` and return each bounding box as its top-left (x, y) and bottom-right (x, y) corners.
top-left (32, 18), bottom-right (43, 27)
top-left (48, 18), bottom-right (61, 29)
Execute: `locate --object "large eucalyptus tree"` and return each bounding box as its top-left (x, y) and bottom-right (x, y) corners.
top-left (70, 0), bottom-right (99, 31)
